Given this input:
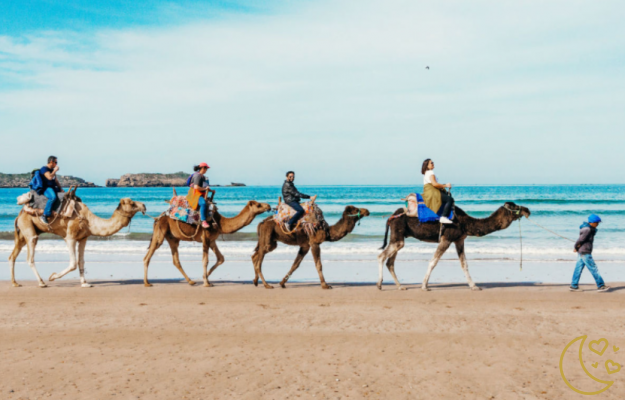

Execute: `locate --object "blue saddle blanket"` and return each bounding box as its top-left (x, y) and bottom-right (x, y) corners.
top-left (415, 193), bottom-right (453, 223)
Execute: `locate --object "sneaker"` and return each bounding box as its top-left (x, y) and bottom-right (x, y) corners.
top-left (284, 223), bottom-right (291, 232)
top-left (40, 215), bottom-right (49, 225)
top-left (201, 221), bottom-right (209, 229)
top-left (439, 217), bottom-right (453, 224)
top-left (597, 286), bottom-right (611, 292)
top-left (569, 286), bottom-right (582, 292)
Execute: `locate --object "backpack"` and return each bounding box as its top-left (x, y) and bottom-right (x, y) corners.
top-left (186, 174), bottom-right (194, 187)
top-left (29, 169), bottom-right (45, 195)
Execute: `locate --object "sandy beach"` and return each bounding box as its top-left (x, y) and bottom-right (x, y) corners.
top-left (1, 281), bottom-right (624, 399)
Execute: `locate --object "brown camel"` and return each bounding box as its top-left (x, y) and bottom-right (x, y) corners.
top-left (377, 202), bottom-right (530, 291)
top-left (143, 200), bottom-right (271, 287)
top-left (9, 197), bottom-right (146, 288)
top-left (252, 205), bottom-right (370, 289)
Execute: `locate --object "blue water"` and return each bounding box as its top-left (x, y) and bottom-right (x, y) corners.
top-left (1, 185), bottom-right (625, 261)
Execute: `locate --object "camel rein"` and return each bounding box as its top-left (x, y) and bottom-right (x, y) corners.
top-left (503, 205), bottom-right (575, 272)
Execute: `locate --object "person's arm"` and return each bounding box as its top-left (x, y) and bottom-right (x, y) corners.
top-left (430, 174), bottom-right (451, 189)
top-left (43, 166), bottom-right (58, 181)
top-left (55, 177), bottom-right (65, 192)
top-left (574, 229), bottom-right (591, 252)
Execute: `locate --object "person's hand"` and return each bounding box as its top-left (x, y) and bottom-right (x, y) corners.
top-left (53, 166), bottom-right (60, 173)
top-left (445, 183), bottom-right (452, 189)
top-left (573, 249), bottom-right (578, 253)
top-left (311, 194), bottom-right (318, 202)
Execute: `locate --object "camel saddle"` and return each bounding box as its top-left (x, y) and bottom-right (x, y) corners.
top-left (166, 195), bottom-right (202, 225)
top-left (21, 186), bottom-right (81, 218)
top-left (402, 193), bottom-right (453, 223)
top-left (273, 201), bottom-right (327, 236)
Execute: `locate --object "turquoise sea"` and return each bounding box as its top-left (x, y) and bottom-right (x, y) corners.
top-left (1, 185), bottom-right (624, 283)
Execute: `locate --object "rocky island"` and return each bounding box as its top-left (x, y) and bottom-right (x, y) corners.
top-left (0, 172), bottom-right (97, 188)
top-left (106, 172), bottom-right (246, 187)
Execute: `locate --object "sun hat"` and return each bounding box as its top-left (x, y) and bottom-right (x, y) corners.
top-left (199, 162), bottom-right (210, 169)
top-left (588, 214), bottom-right (602, 223)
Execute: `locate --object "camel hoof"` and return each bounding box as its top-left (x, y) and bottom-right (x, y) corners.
top-left (81, 283), bottom-right (93, 288)
top-left (12, 282), bottom-right (21, 288)
top-left (39, 283), bottom-right (48, 288)
top-left (471, 286), bottom-right (482, 291)
top-left (376, 285), bottom-right (382, 291)
top-left (322, 285), bottom-right (333, 290)
top-left (48, 273), bottom-right (57, 281)
top-left (398, 286), bottom-right (407, 291)
top-left (253, 279), bottom-right (259, 287)
top-left (264, 284), bottom-right (274, 289)
top-left (279, 282), bottom-right (286, 288)
top-left (421, 287), bottom-right (431, 291)
top-left (188, 280), bottom-right (197, 286)
top-left (203, 282), bottom-right (213, 287)
top-left (144, 283), bottom-right (153, 287)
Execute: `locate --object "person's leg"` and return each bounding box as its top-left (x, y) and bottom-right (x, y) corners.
top-left (287, 202), bottom-right (305, 227)
top-left (43, 187), bottom-right (58, 217)
top-left (581, 254), bottom-right (606, 288)
top-left (440, 191), bottom-right (454, 218)
top-left (198, 196), bottom-right (207, 222)
top-left (571, 255), bottom-right (585, 289)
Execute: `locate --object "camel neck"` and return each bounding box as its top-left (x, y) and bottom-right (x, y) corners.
top-left (85, 208), bottom-right (131, 237)
top-left (327, 216), bottom-right (358, 242)
top-left (216, 206), bottom-right (256, 234)
top-left (459, 207), bottom-right (515, 237)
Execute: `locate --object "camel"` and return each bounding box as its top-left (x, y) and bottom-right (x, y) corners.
top-left (9, 197), bottom-right (146, 288)
top-left (252, 205), bottom-right (370, 289)
top-left (377, 202), bottom-right (530, 291)
top-left (143, 200), bottom-right (271, 287)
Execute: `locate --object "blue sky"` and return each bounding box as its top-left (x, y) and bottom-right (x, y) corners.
top-left (1, 0), bottom-right (624, 186)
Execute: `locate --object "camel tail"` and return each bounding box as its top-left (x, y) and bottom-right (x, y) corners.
top-left (379, 219), bottom-right (391, 250)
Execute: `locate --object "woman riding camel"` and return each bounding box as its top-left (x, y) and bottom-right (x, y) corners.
top-left (187, 163), bottom-right (215, 229)
top-left (421, 158), bottom-right (454, 224)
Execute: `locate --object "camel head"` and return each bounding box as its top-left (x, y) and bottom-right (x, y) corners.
top-left (246, 200), bottom-right (272, 216)
top-left (343, 205), bottom-right (370, 222)
top-left (116, 198), bottom-right (147, 218)
top-left (502, 202), bottom-right (530, 220)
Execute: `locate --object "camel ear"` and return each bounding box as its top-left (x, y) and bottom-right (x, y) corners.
top-left (345, 205), bottom-right (356, 214)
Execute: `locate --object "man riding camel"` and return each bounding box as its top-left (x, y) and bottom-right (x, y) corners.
top-left (282, 171), bottom-right (316, 232)
top-left (40, 155), bottom-right (65, 225)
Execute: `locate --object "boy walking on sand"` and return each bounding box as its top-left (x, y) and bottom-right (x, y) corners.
top-left (570, 214), bottom-right (610, 292)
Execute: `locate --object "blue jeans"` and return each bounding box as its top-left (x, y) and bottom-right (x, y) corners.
top-left (43, 187), bottom-right (58, 217)
top-left (571, 254), bottom-right (605, 289)
top-left (287, 202), bottom-right (305, 226)
top-left (198, 196), bottom-right (208, 222)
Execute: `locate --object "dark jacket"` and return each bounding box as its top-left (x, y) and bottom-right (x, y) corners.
top-left (282, 180), bottom-right (310, 204)
top-left (574, 222), bottom-right (597, 255)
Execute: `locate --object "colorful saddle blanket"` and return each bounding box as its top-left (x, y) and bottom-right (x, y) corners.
top-left (166, 195), bottom-right (201, 225)
top-left (404, 193), bottom-right (453, 223)
top-left (273, 201), bottom-right (326, 236)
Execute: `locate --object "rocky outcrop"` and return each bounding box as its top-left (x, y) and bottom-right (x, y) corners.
top-left (105, 173), bottom-right (247, 187)
top-left (0, 173), bottom-right (97, 188)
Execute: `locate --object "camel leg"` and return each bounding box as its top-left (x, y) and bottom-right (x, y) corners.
top-left (77, 239), bottom-right (92, 288)
top-left (279, 245), bottom-right (310, 288)
top-left (8, 233), bottom-right (27, 287)
top-left (455, 239), bottom-right (480, 291)
top-left (49, 238), bottom-right (78, 283)
top-left (386, 249), bottom-right (405, 290)
top-left (311, 243), bottom-right (331, 289)
top-left (166, 236), bottom-right (196, 285)
top-left (204, 241), bottom-right (225, 287)
top-left (26, 237), bottom-right (47, 287)
top-left (376, 241), bottom-right (404, 290)
top-left (253, 242), bottom-right (277, 289)
top-left (422, 239), bottom-right (452, 291)
top-left (201, 241), bottom-right (210, 287)
top-left (143, 229), bottom-right (166, 287)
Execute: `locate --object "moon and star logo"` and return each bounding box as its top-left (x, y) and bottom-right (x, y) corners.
top-left (560, 335), bottom-right (621, 395)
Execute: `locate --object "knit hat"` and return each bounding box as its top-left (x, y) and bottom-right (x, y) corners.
top-left (588, 214), bottom-right (602, 224)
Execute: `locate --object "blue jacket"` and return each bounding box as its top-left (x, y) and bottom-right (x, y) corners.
top-left (575, 222), bottom-right (597, 255)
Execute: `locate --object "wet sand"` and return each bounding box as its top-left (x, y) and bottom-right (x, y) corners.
top-left (1, 281), bottom-right (624, 399)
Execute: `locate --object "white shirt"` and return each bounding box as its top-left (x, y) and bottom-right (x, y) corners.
top-left (423, 170), bottom-right (436, 186)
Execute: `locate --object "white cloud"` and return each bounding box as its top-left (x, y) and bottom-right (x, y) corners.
top-left (0, 0), bottom-right (624, 185)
